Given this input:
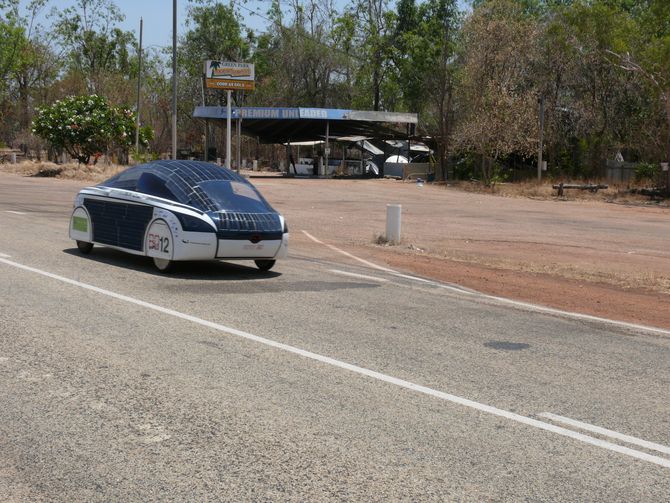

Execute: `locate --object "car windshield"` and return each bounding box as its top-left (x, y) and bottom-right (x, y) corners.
top-left (197, 180), bottom-right (271, 213)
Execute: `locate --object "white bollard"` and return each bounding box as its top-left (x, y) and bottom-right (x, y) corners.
top-left (216, 157), bottom-right (221, 166)
top-left (386, 204), bottom-right (401, 244)
top-left (10, 153), bottom-right (17, 164)
top-left (253, 159), bottom-right (258, 171)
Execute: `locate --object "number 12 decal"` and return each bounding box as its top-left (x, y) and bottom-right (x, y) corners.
top-left (147, 220), bottom-right (172, 258)
top-left (159, 236), bottom-right (170, 253)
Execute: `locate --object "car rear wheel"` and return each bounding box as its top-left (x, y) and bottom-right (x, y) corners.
top-left (153, 257), bottom-right (173, 273)
top-left (76, 240), bottom-right (93, 254)
top-left (255, 259), bottom-right (276, 271)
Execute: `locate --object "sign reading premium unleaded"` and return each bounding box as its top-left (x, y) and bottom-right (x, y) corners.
top-left (204, 61), bottom-right (255, 91)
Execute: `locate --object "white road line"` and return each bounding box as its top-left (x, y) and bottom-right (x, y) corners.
top-left (539, 412), bottom-right (670, 456)
top-left (303, 230), bottom-right (469, 293)
top-left (302, 230), bottom-right (670, 337)
top-left (390, 271), bottom-right (476, 294)
top-left (4, 210), bottom-right (26, 215)
top-left (0, 253), bottom-right (10, 258)
top-left (329, 269), bottom-right (389, 282)
top-left (1, 255), bottom-right (669, 469)
top-left (302, 230), bottom-right (396, 272)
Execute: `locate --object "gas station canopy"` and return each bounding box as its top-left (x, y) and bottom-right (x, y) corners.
top-left (193, 106), bottom-right (418, 144)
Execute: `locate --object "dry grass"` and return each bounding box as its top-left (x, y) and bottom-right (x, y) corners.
top-left (444, 180), bottom-right (667, 206)
top-left (373, 233), bottom-right (390, 245)
top-left (0, 160), bottom-right (125, 183)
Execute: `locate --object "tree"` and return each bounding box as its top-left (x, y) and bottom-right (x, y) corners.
top-left (605, 0), bottom-right (670, 165)
top-left (0, 2), bottom-right (21, 87)
top-left (549, 1), bottom-right (640, 175)
top-left (343, 0), bottom-right (395, 111)
top-left (0, 1), bottom-right (25, 111)
top-left (454, 0), bottom-right (540, 185)
top-left (51, 0), bottom-right (135, 93)
top-left (388, 0), bottom-right (421, 112)
top-left (254, 0), bottom-right (346, 107)
top-left (183, 1), bottom-right (249, 64)
top-left (32, 94), bottom-right (151, 164)
top-left (177, 0), bottom-right (251, 155)
top-left (413, 0), bottom-right (460, 180)
top-left (0, 0), bottom-right (59, 149)
top-left (138, 51), bottom-right (173, 154)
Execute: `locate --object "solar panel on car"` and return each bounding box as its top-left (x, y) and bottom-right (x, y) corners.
top-left (100, 160), bottom-right (248, 212)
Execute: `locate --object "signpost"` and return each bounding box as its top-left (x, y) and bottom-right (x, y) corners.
top-left (204, 61), bottom-right (255, 171)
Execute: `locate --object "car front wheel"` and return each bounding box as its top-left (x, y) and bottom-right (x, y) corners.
top-left (153, 257), bottom-right (173, 273)
top-left (76, 240), bottom-right (93, 254)
top-left (255, 259), bottom-right (275, 271)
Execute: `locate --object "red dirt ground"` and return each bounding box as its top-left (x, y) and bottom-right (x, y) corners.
top-left (252, 177), bottom-right (670, 330)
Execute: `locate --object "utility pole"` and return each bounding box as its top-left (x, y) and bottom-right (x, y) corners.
top-left (171, 0), bottom-right (177, 160)
top-left (538, 95), bottom-right (545, 182)
top-left (134, 17), bottom-right (143, 157)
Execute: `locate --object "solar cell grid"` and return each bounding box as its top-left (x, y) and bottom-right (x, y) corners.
top-left (98, 160), bottom-right (273, 215)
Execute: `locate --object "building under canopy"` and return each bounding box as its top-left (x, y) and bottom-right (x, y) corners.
top-left (192, 106), bottom-right (423, 177)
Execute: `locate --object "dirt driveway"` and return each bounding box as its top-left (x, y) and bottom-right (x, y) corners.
top-left (252, 177), bottom-right (670, 330)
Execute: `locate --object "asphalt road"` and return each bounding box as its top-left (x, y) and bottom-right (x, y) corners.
top-left (0, 174), bottom-right (669, 502)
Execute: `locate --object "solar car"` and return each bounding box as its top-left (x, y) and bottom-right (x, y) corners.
top-left (69, 160), bottom-right (288, 272)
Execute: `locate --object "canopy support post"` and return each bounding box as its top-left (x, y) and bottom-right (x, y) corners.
top-left (324, 120), bottom-right (330, 177)
top-left (236, 113), bottom-right (242, 170)
top-left (226, 90), bottom-right (232, 171)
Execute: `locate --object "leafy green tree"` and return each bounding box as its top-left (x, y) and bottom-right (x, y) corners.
top-left (388, 0), bottom-right (420, 111)
top-left (329, 10), bottom-right (358, 106)
top-left (605, 0), bottom-right (670, 164)
top-left (412, 0), bottom-right (460, 179)
top-left (351, 0), bottom-right (395, 110)
top-left (32, 94), bottom-right (151, 164)
top-left (51, 0), bottom-right (135, 93)
top-left (177, 0), bottom-right (251, 156)
top-left (183, 1), bottom-right (249, 63)
top-left (560, 1), bottom-right (637, 172)
top-left (0, 1), bottom-right (25, 103)
top-left (0, 0), bottom-right (58, 148)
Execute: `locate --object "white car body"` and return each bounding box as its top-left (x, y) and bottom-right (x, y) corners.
top-left (69, 160), bottom-right (288, 272)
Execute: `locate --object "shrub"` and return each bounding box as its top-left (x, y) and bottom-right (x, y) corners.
top-left (634, 162), bottom-right (659, 185)
top-left (32, 95), bottom-right (152, 164)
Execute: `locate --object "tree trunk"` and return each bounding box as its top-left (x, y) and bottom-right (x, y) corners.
top-left (372, 60), bottom-right (380, 111)
top-left (664, 92), bottom-right (670, 192)
top-left (18, 76), bottom-right (30, 132)
top-left (440, 84), bottom-right (453, 181)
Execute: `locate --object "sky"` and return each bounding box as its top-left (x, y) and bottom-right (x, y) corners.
top-left (26, 0), bottom-right (313, 49)
top-left (25, 0), bottom-right (469, 51)
top-left (112, 0), bottom-right (274, 48)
